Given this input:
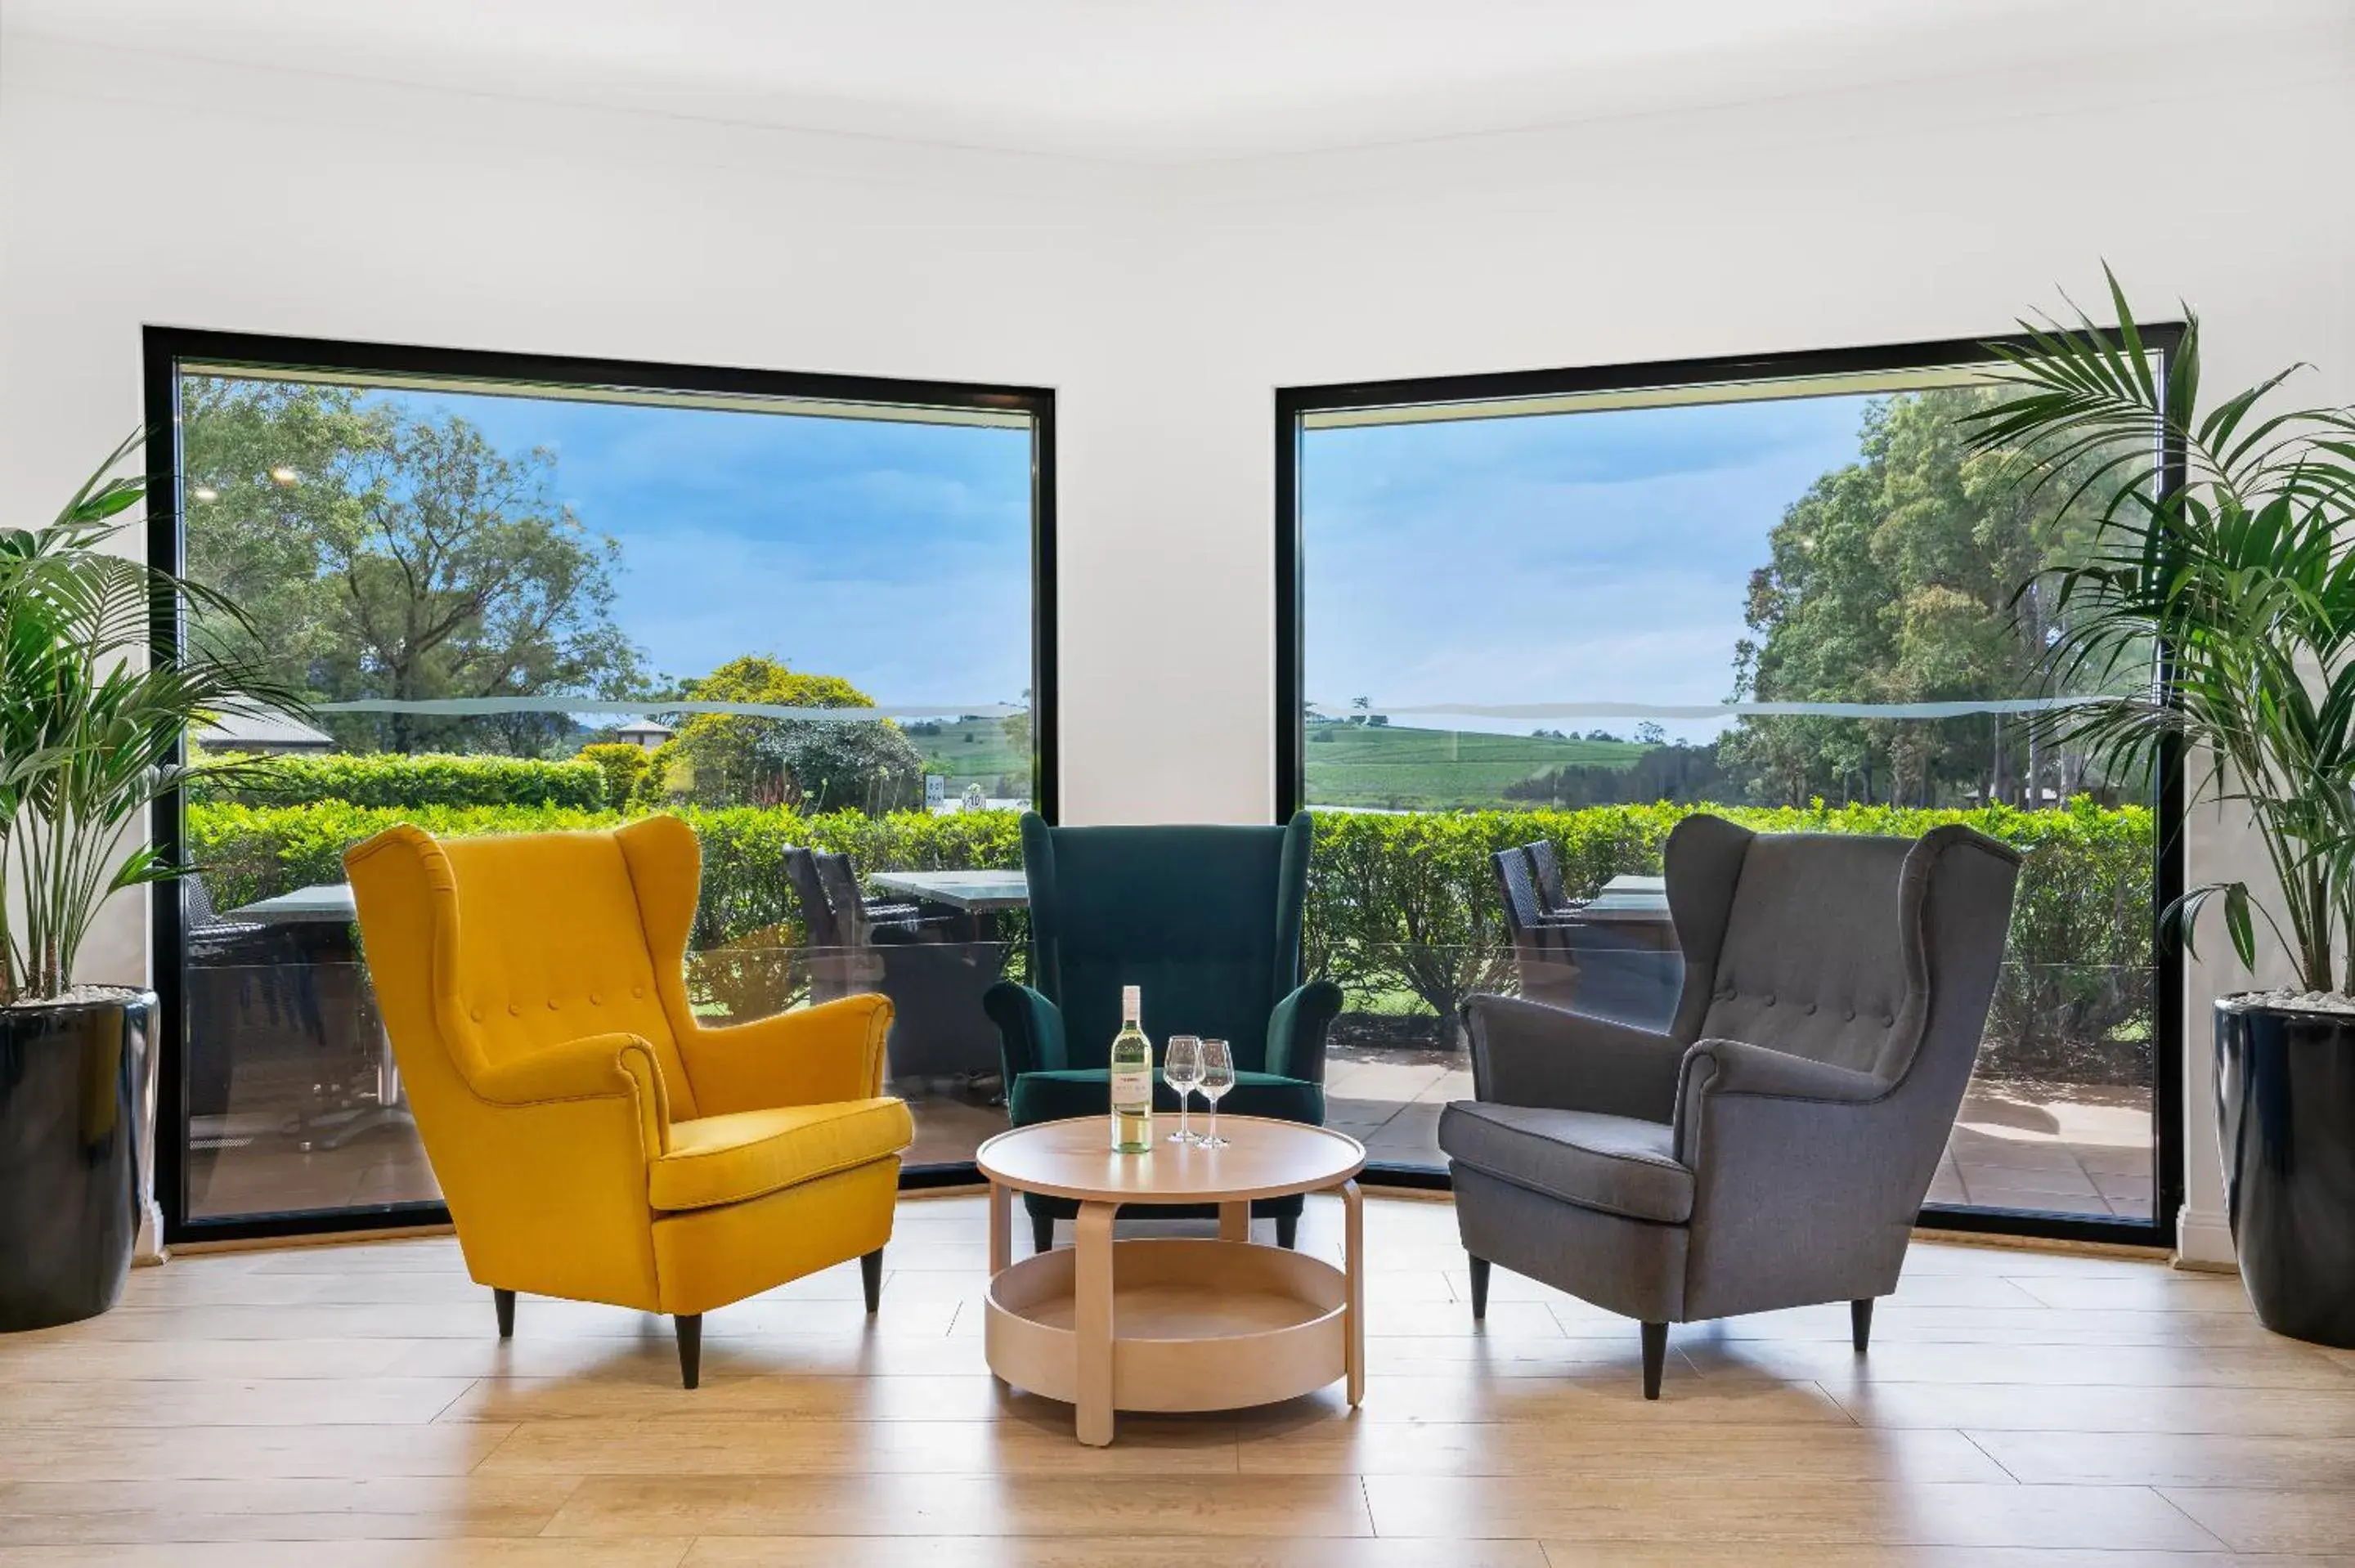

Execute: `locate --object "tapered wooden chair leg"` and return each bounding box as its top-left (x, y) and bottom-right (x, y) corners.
top-left (675, 1314), bottom-right (703, 1389)
top-left (493, 1288), bottom-right (514, 1339)
top-left (1276, 1213), bottom-right (1299, 1250)
top-left (1852, 1297), bottom-right (1874, 1352)
top-left (1641, 1321), bottom-right (1668, 1400)
top-left (1468, 1256), bottom-right (1491, 1321)
top-left (1030, 1212), bottom-right (1055, 1254)
top-left (861, 1248), bottom-right (884, 1314)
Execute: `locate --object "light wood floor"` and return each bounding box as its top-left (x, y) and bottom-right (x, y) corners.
top-left (2, 1192), bottom-right (2352, 1565)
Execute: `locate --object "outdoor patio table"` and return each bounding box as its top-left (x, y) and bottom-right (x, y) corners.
top-left (226, 883), bottom-right (361, 924)
top-left (865, 868), bottom-right (1029, 943)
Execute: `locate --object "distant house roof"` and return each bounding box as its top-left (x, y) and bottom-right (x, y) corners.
top-left (195, 706), bottom-right (335, 754)
top-left (615, 719), bottom-right (675, 745)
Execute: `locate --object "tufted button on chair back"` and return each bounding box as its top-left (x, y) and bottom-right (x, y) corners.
top-left (439, 828), bottom-right (699, 1118)
top-left (1658, 813), bottom-right (2011, 1090)
top-left (1693, 833), bottom-right (1922, 1076)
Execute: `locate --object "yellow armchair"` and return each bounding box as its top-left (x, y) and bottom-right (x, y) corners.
top-left (344, 814), bottom-right (913, 1387)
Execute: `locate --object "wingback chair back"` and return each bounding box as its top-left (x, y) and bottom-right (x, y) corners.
top-left (1020, 811), bottom-right (1313, 1073)
top-left (1661, 813), bottom-right (2011, 1083)
top-left (1654, 811), bottom-right (2021, 1231)
top-left (398, 820), bottom-right (703, 1113)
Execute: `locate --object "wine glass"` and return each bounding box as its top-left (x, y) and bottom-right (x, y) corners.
top-left (1197, 1038), bottom-right (1235, 1149)
top-left (1164, 1035), bottom-right (1203, 1144)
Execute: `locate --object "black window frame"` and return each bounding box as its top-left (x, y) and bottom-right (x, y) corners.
top-left (1276, 330), bottom-right (2187, 1248)
top-left (144, 325), bottom-right (1058, 1245)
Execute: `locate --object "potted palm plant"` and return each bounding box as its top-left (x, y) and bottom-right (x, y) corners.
top-left (1971, 271), bottom-right (2355, 1344)
top-left (0, 433), bottom-right (298, 1328)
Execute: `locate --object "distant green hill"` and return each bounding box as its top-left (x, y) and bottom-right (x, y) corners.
top-left (907, 716), bottom-right (1030, 795)
top-left (1305, 723), bottom-right (1649, 809)
top-left (908, 716), bottom-right (1651, 810)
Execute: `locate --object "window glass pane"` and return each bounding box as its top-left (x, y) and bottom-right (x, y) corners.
top-left (1295, 371), bottom-right (2158, 1227)
top-left (176, 358), bottom-right (1043, 1227)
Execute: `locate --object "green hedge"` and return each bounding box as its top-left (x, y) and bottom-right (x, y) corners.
top-left (190, 752), bottom-right (609, 810)
top-left (184, 800), bottom-right (1024, 952)
top-left (186, 795), bottom-right (2152, 1082)
top-left (1303, 797), bottom-right (2155, 1080)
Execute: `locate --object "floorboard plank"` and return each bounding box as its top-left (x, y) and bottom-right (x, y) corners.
top-left (539, 1474), bottom-right (1377, 1538)
top-left (1366, 1476), bottom-right (2226, 1550)
top-left (2157, 1487), bottom-right (2355, 1554)
top-left (5, 1194), bottom-right (2347, 1563)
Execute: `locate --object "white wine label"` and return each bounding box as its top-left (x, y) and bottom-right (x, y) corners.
top-left (1110, 1068), bottom-right (1150, 1108)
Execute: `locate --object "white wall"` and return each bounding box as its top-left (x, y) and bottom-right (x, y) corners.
top-left (5, 18), bottom-right (2349, 1260)
top-left (1136, 25), bottom-right (2351, 1263)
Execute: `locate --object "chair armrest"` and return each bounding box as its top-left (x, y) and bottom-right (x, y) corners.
top-left (1672, 1036), bottom-right (1890, 1164)
top-left (1265, 979), bottom-right (1343, 1082)
top-left (1668, 1038), bottom-right (1923, 1299)
top-left (678, 994), bottom-right (894, 1114)
top-left (469, 1031), bottom-right (671, 1158)
top-left (983, 981), bottom-right (1066, 1080)
top-left (1460, 993), bottom-right (1684, 1122)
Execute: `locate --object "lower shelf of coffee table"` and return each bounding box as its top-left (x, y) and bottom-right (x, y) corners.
top-left (984, 1236), bottom-right (1348, 1413)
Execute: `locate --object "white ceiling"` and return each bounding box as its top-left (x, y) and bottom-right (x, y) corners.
top-left (4, 0), bottom-right (2338, 162)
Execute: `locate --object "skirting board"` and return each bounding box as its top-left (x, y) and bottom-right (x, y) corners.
top-left (2176, 1206), bottom-right (2240, 1273)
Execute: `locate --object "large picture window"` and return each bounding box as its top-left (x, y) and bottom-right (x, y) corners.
top-left (1278, 338), bottom-right (2182, 1243)
top-left (147, 330), bottom-right (1053, 1241)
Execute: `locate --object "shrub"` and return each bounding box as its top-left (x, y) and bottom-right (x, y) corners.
top-left (185, 801), bottom-right (621, 912)
top-left (576, 742), bottom-right (652, 808)
top-left (1305, 798), bottom-right (2155, 1082)
top-left (189, 750), bottom-right (607, 810)
top-left (665, 655), bottom-right (878, 808)
top-left (186, 794), bottom-right (2151, 1086)
top-left (749, 719), bottom-right (926, 816)
top-left (629, 738), bottom-right (691, 809)
top-left (185, 801), bottom-right (1025, 952)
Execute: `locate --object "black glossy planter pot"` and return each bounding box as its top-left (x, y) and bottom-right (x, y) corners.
top-left (2216, 998), bottom-right (2355, 1346)
top-left (0, 989), bottom-right (155, 1331)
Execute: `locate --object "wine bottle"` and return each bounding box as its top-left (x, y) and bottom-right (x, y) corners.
top-left (1110, 984), bottom-right (1152, 1153)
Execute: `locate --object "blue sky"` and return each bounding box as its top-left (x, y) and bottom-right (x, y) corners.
top-left (390, 388), bottom-right (1035, 710)
top-left (362, 383), bottom-right (1871, 735)
top-left (1301, 392), bottom-right (1877, 741)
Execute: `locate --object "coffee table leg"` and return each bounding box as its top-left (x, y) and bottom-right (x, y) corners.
top-left (1074, 1200), bottom-right (1117, 1446)
top-left (1342, 1179), bottom-right (1365, 1407)
top-left (1218, 1201), bottom-right (1250, 1242)
top-left (988, 1180), bottom-right (1012, 1277)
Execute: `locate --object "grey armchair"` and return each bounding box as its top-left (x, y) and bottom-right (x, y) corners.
top-left (1439, 813), bottom-right (2021, 1398)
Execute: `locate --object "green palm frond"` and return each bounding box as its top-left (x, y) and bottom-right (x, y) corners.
top-left (0, 430), bottom-right (311, 1004)
top-left (1964, 267), bottom-right (2355, 992)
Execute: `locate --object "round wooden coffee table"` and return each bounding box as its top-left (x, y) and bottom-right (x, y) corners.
top-left (976, 1114), bottom-right (1366, 1446)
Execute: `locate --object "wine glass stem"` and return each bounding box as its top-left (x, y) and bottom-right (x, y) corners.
top-left (1180, 1091), bottom-right (1191, 1140)
top-left (1208, 1100), bottom-right (1218, 1145)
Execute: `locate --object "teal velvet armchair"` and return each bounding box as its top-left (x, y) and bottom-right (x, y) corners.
top-left (983, 811), bottom-right (1345, 1251)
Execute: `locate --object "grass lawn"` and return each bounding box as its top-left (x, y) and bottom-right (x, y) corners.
top-left (907, 716), bottom-right (1029, 791)
top-left (1305, 723), bottom-right (1648, 809)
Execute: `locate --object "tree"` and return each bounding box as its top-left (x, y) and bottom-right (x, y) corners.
top-left (182, 379), bottom-right (645, 754)
top-left (1720, 388), bottom-right (2124, 809)
top-left (1001, 688), bottom-right (1033, 764)
top-left (664, 654), bottom-right (920, 813)
top-left (576, 741), bottom-right (652, 807)
top-left (754, 718), bottom-right (926, 815)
